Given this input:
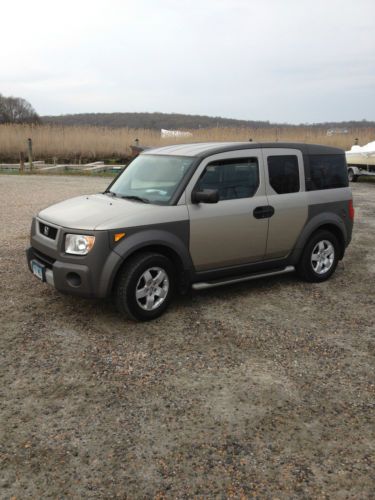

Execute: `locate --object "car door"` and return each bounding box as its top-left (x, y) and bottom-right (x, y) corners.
top-left (185, 150), bottom-right (269, 271)
top-left (262, 148), bottom-right (308, 259)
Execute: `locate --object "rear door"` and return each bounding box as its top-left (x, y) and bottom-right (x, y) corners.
top-left (262, 148), bottom-right (308, 259)
top-left (185, 150), bottom-right (269, 271)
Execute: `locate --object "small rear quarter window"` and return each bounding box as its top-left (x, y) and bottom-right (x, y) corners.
top-left (307, 154), bottom-right (348, 191)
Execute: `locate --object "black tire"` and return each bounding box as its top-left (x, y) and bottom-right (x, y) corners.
top-left (348, 169), bottom-right (358, 182)
top-left (115, 252), bottom-right (175, 321)
top-left (296, 230), bottom-right (340, 283)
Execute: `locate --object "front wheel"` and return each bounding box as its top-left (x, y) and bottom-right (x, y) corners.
top-left (115, 252), bottom-right (175, 321)
top-left (296, 230), bottom-right (340, 283)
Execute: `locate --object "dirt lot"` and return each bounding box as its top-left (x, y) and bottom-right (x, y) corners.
top-left (0, 174), bottom-right (374, 498)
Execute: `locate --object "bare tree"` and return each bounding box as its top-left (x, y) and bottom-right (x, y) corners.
top-left (0, 94), bottom-right (40, 124)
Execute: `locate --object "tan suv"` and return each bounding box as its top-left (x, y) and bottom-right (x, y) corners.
top-left (27, 142), bottom-right (354, 320)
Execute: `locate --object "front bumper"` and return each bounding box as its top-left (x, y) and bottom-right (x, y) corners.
top-left (26, 246), bottom-right (101, 298)
top-left (26, 218), bottom-right (123, 298)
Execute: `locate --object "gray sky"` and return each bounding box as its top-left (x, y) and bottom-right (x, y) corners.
top-left (1, 0), bottom-right (374, 123)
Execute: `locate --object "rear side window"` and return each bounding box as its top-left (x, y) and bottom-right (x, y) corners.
top-left (307, 154), bottom-right (349, 191)
top-left (267, 155), bottom-right (300, 194)
top-left (196, 158), bottom-right (259, 200)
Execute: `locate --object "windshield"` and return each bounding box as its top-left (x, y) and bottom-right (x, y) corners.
top-left (108, 154), bottom-right (195, 204)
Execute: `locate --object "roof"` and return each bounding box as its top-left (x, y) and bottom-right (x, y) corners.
top-left (143, 141), bottom-right (344, 158)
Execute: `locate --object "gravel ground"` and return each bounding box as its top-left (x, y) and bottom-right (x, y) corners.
top-left (0, 174), bottom-right (374, 499)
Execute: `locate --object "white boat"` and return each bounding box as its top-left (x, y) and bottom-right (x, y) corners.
top-left (346, 141), bottom-right (375, 167)
top-left (346, 141), bottom-right (375, 181)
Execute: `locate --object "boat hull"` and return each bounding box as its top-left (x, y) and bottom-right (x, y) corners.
top-left (346, 152), bottom-right (375, 166)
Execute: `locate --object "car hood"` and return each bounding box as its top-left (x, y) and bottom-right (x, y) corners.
top-left (38, 193), bottom-right (188, 231)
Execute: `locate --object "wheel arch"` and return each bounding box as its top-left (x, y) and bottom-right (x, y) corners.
top-left (106, 230), bottom-right (194, 296)
top-left (112, 244), bottom-right (191, 294)
top-left (289, 215), bottom-right (347, 265)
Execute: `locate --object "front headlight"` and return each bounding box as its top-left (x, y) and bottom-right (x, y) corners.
top-left (65, 234), bottom-right (95, 255)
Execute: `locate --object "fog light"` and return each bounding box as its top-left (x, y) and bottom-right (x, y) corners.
top-left (66, 272), bottom-right (81, 287)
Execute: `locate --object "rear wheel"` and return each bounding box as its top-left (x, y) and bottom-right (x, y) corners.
top-left (115, 252), bottom-right (175, 321)
top-left (348, 168), bottom-right (358, 182)
top-left (296, 230), bottom-right (340, 282)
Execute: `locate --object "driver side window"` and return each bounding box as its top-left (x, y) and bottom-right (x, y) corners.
top-left (196, 157), bottom-right (259, 200)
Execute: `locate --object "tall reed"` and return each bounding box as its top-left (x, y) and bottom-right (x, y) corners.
top-left (0, 123), bottom-right (374, 161)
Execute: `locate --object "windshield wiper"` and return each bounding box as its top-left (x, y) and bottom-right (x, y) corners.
top-left (103, 190), bottom-right (117, 196)
top-left (120, 195), bottom-right (150, 203)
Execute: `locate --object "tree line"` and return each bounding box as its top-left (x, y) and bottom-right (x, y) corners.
top-left (42, 112), bottom-right (274, 130)
top-left (0, 94), bottom-right (40, 124)
top-left (42, 112), bottom-right (375, 131)
top-left (1, 93), bottom-right (374, 130)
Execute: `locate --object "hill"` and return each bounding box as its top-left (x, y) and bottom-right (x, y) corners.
top-left (42, 112), bottom-right (375, 130)
top-left (42, 112), bottom-right (272, 129)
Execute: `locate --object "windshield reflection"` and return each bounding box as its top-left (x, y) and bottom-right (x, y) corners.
top-left (108, 154), bottom-right (195, 205)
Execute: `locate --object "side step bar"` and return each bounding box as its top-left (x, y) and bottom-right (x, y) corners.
top-left (192, 266), bottom-right (295, 291)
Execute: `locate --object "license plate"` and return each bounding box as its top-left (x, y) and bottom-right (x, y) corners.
top-left (31, 260), bottom-right (45, 282)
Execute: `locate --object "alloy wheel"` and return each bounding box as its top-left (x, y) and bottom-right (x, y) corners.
top-left (135, 267), bottom-right (169, 311)
top-left (311, 240), bottom-right (335, 275)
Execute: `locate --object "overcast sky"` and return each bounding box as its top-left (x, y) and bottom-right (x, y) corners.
top-left (1, 0), bottom-right (374, 123)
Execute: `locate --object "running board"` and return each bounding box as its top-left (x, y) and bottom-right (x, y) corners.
top-left (192, 266), bottom-right (295, 291)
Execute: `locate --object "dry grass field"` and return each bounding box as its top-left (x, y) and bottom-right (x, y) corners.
top-left (1, 123), bottom-right (375, 162)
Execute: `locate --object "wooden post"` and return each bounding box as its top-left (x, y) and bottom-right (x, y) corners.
top-left (19, 151), bottom-right (25, 174)
top-left (27, 138), bottom-right (33, 171)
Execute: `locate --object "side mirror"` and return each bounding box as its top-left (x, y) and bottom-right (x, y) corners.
top-left (191, 189), bottom-right (219, 204)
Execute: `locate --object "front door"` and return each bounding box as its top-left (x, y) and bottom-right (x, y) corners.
top-left (185, 150), bottom-right (269, 271)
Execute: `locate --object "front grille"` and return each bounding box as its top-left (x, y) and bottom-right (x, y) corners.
top-left (39, 222), bottom-right (58, 240)
top-left (32, 248), bottom-right (56, 269)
